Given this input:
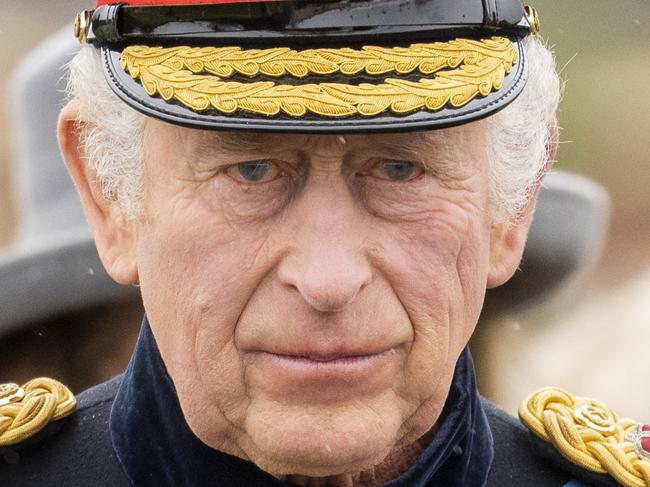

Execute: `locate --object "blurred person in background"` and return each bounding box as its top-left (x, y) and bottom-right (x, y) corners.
top-left (473, 1), bottom-right (650, 423)
top-left (0, 26), bottom-right (143, 393)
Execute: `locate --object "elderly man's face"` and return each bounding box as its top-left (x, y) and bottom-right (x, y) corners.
top-left (61, 112), bottom-right (528, 477)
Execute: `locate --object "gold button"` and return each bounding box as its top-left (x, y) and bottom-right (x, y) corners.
top-left (74, 10), bottom-right (93, 44)
top-left (573, 401), bottom-right (617, 434)
top-left (0, 383), bottom-right (25, 407)
top-left (524, 6), bottom-right (541, 35)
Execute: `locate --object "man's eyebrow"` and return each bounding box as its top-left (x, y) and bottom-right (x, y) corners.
top-left (363, 131), bottom-right (457, 172)
top-left (192, 132), bottom-right (293, 157)
top-left (192, 131), bottom-right (450, 154)
top-left (188, 129), bottom-right (463, 174)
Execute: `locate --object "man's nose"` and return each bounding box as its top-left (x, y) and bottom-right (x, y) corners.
top-left (277, 180), bottom-right (372, 313)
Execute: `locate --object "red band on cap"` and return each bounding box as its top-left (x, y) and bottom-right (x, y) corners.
top-left (96, 0), bottom-right (281, 6)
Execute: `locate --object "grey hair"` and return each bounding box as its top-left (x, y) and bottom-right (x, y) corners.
top-left (488, 37), bottom-right (561, 222)
top-left (67, 37), bottom-right (560, 222)
top-left (67, 47), bottom-right (145, 218)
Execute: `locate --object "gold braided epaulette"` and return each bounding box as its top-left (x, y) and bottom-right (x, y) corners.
top-left (520, 387), bottom-right (650, 487)
top-left (0, 378), bottom-right (76, 447)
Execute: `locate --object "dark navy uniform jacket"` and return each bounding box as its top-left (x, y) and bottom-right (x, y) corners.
top-left (1, 322), bottom-right (620, 486)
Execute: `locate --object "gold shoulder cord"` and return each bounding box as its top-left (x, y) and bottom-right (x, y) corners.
top-left (0, 378), bottom-right (76, 447)
top-left (520, 387), bottom-right (650, 487)
top-left (119, 37), bottom-right (518, 118)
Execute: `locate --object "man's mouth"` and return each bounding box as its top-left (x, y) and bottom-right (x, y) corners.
top-left (244, 346), bottom-right (400, 395)
top-left (257, 349), bottom-right (396, 365)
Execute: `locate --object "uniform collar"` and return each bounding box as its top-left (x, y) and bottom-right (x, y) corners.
top-left (110, 319), bottom-right (494, 486)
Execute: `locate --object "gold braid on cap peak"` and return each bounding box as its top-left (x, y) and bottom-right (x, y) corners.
top-left (119, 36), bottom-right (517, 118)
top-left (0, 378), bottom-right (76, 447)
top-left (520, 387), bottom-right (650, 487)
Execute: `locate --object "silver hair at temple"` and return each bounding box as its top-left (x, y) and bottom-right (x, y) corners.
top-left (66, 37), bottom-right (561, 222)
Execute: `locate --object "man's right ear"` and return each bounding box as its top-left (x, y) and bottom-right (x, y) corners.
top-left (57, 101), bottom-right (139, 286)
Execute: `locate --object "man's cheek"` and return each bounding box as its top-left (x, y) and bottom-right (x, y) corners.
top-left (396, 206), bottom-right (488, 289)
top-left (388, 218), bottom-right (465, 295)
top-left (393, 328), bottom-right (450, 432)
top-left (195, 336), bottom-right (250, 420)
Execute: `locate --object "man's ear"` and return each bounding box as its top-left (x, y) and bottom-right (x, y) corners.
top-left (486, 195), bottom-right (538, 289)
top-left (487, 120), bottom-right (559, 289)
top-left (58, 101), bottom-right (139, 285)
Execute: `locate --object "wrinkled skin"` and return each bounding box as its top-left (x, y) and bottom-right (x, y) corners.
top-left (59, 107), bottom-right (535, 486)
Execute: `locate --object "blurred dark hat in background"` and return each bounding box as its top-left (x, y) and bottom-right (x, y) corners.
top-left (493, 171), bottom-right (610, 312)
top-left (0, 28), bottom-right (137, 338)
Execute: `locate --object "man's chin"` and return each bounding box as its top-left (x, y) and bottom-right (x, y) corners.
top-left (248, 440), bottom-right (392, 480)
top-left (239, 401), bottom-right (403, 478)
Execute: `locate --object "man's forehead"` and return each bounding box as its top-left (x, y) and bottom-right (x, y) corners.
top-left (180, 125), bottom-right (480, 155)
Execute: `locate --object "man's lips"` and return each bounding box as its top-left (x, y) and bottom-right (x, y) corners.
top-left (243, 345), bottom-right (402, 402)
top-left (246, 343), bottom-right (400, 363)
top-left (281, 353), bottom-right (384, 363)
top-left (253, 349), bottom-right (396, 364)
top-left (244, 346), bottom-right (400, 378)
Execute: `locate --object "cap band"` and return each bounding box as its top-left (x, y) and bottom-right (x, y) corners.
top-left (86, 1), bottom-right (530, 47)
top-left (96, 0), bottom-right (279, 6)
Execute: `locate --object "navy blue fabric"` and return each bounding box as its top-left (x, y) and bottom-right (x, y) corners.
top-left (110, 320), bottom-right (494, 486)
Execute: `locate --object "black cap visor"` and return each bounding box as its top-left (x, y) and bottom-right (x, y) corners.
top-left (92, 0), bottom-right (532, 133)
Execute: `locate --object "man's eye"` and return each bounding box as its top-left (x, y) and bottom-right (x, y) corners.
top-left (227, 161), bottom-right (280, 184)
top-left (368, 160), bottom-right (422, 182)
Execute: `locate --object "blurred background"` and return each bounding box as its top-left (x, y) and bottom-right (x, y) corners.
top-left (0, 1), bottom-right (649, 418)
